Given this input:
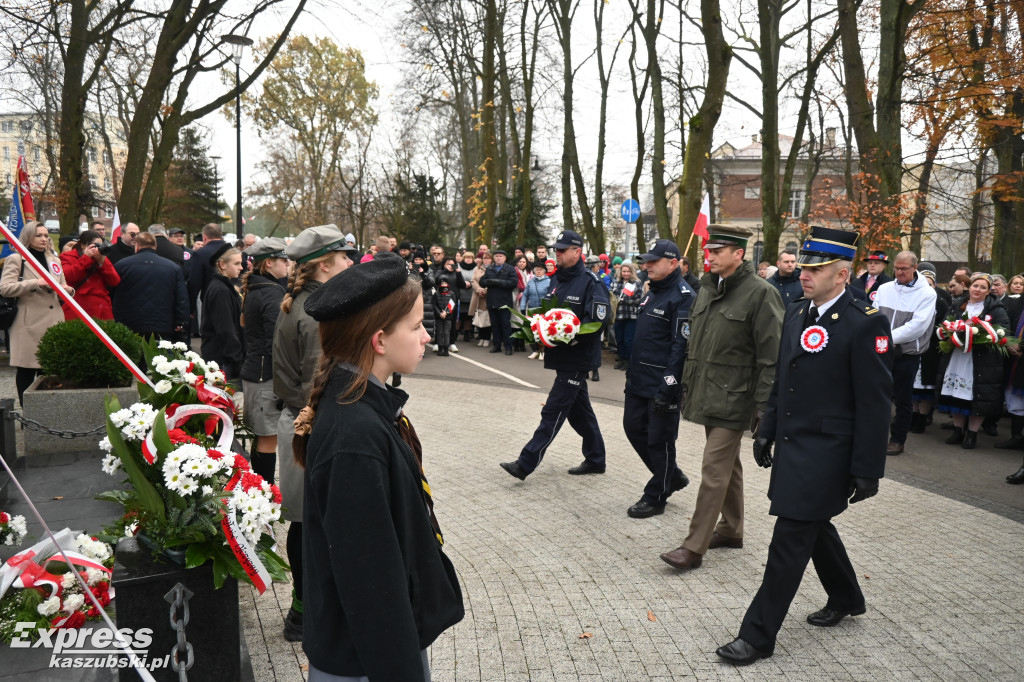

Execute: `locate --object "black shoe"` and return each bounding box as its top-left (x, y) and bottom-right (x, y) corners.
top-left (944, 427), bottom-right (964, 445)
top-left (909, 413), bottom-right (926, 434)
top-left (618, 360), bottom-right (629, 371)
top-left (283, 607), bottom-right (303, 642)
top-left (962, 429), bottom-right (978, 449)
top-left (567, 460), bottom-right (605, 475)
top-left (504, 348), bottom-right (514, 355)
top-left (1007, 465), bottom-right (1024, 484)
top-left (940, 420), bottom-right (954, 430)
top-left (983, 418), bottom-right (999, 437)
top-left (671, 472), bottom-right (690, 492)
top-left (807, 604), bottom-right (866, 627)
top-left (715, 638), bottom-right (772, 665)
top-left (613, 359), bottom-right (625, 369)
top-left (627, 500), bottom-right (665, 518)
top-left (995, 436), bottom-right (1024, 449)
top-left (489, 347), bottom-right (502, 353)
top-left (500, 461), bottom-right (528, 480)
top-left (591, 369), bottom-right (600, 382)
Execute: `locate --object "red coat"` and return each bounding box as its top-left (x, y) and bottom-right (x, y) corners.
top-left (60, 251), bottom-right (120, 321)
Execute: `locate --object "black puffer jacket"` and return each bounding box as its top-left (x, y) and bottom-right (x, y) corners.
top-left (411, 262), bottom-right (435, 341)
top-left (937, 294), bottom-right (1010, 416)
top-left (240, 273), bottom-right (285, 383)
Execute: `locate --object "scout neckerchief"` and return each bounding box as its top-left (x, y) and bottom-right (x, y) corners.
top-left (394, 413), bottom-right (445, 547)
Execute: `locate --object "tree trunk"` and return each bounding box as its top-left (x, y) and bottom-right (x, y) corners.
top-left (645, 0), bottom-right (671, 239)
top-left (480, 0), bottom-right (499, 246)
top-left (677, 0), bottom-right (732, 261)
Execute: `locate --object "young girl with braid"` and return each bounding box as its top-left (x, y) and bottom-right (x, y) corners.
top-left (271, 224), bottom-right (356, 642)
top-left (295, 254), bottom-right (463, 682)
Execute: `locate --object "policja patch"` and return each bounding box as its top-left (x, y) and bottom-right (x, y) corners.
top-left (593, 301), bottom-right (608, 321)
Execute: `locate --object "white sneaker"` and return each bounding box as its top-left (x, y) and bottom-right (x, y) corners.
top-left (539, 352), bottom-right (545, 360)
top-left (528, 351), bottom-right (539, 359)
top-left (449, 344), bottom-right (459, 353)
top-left (479, 339), bottom-right (487, 346)
top-left (431, 344), bottom-right (439, 352)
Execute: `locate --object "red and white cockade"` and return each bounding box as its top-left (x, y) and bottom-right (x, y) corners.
top-left (800, 325), bottom-right (829, 353)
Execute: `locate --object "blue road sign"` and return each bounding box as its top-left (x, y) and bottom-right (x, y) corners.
top-left (620, 199), bottom-right (641, 223)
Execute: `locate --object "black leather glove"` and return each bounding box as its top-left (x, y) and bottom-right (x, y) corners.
top-left (848, 477), bottom-right (879, 504)
top-left (752, 437), bottom-right (773, 468)
top-left (653, 387), bottom-right (681, 416)
top-left (750, 408), bottom-right (765, 436)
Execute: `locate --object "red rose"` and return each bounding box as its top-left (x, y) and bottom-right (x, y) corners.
top-left (0, 512), bottom-right (9, 524)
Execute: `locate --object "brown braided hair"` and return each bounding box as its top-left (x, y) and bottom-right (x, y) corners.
top-left (292, 276), bottom-right (421, 467)
top-left (280, 253), bottom-right (337, 314)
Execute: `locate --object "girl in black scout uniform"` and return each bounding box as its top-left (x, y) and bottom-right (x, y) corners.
top-left (294, 254), bottom-right (464, 681)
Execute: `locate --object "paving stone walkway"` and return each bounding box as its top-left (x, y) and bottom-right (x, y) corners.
top-left (240, 376), bottom-right (1024, 682)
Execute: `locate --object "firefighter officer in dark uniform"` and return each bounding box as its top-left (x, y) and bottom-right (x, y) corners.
top-left (500, 230), bottom-right (611, 480)
top-left (716, 226), bottom-right (894, 666)
top-left (622, 239), bottom-right (694, 518)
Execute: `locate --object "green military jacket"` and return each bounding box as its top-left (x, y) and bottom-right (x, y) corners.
top-left (682, 260), bottom-right (785, 430)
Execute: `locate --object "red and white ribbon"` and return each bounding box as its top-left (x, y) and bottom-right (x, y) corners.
top-left (142, 404), bottom-right (234, 464)
top-left (221, 469), bottom-right (271, 594)
top-left (0, 219), bottom-right (153, 387)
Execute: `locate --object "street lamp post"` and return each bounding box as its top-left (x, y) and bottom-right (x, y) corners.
top-left (222, 34), bottom-right (253, 241)
top-left (209, 154), bottom-right (221, 221)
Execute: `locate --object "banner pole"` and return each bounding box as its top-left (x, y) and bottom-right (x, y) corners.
top-left (0, 220), bottom-right (153, 387)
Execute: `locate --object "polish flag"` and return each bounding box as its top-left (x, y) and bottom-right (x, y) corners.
top-left (693, 194), bottom-right (711, 272)
top-left (110, 206), bottom-right (122, 243)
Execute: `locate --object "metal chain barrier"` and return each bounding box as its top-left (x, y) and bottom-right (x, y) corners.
top-left (8, 411), bottom-right (106, 439)
top-left (166, 583), bottom-right (195, 682)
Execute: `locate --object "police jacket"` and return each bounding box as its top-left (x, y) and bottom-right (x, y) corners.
top-left (625, 268), bottom-right (694, 400)
top-left (543, 259), bottom-right (610, 372)
top-left (304, 367), bottom-right (464, 680)
top-left (112, 249), bottom-right (189, 337)
top-left (769, 268), bottom-right (803, 307)
top-left (480, 263), bottom-right (517, 308)
top-left (682, 261), bottom-right (784, 430)
top-left (760, 292), bottom-right (893, 521)
top-left (240, 273), bottom-right (285, 383)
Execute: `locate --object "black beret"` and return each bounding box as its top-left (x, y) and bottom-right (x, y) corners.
top-left (210, 242), bottom-right (235, 264)
top-left (304, 255), bottom-right (412, 321)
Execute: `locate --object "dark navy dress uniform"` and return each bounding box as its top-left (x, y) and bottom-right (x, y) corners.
top-left (514, 251), bottom-right (610, 475)
top-left (717, 227), bottom-right (894, 665)
top-left (623, 262), bottom-right (693, 509)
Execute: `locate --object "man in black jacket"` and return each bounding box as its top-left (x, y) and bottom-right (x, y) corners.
top-left (716, 226), bottom-right (893, 666)
top-left (680, 256), bottom-right (702, 292)
top-left (112, 233), bottom-right (190, 342)
top-left (104, 222), bottom-right (140, 265)
top-left (768, 249), bottom-right (803, 307)
top-left (186, 223), bottom-right (226, 327)
top-left (480, 249), bottom-right (519, 355)
top-left (148, 223), bottom-right (185, 268)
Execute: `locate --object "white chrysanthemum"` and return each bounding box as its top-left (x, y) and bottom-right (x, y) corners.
top-left (101, 453), bottom-right (122, 476)
top-left (154, 380), bottom-right (172, 394)
top-left (75, 534), bottom-right (111, 562)
top-left (37, 595), bottom-right (61, 616)
top-left (98, 436), bottom-right (112, 453)
top-left (109, 409), bottom-right (131, 428)
top-left (62, 594), bottom-right (85, 612)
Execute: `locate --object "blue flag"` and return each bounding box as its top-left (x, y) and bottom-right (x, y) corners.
top-left (2, 157), bottom-right (29, 258)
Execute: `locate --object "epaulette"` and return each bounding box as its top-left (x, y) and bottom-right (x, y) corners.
top-left (861, 304), bottom-right (878, 315)
top-left (678, 281), bottom-right (693, 297)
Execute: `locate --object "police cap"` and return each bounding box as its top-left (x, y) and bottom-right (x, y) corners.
top-left (638, 239), bottom-right (681, 262)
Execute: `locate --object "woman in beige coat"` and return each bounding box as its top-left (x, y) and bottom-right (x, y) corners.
top-left (0, 221), bottom-right (73, 403)
top-left (469, 251), bottom-right (492, 346)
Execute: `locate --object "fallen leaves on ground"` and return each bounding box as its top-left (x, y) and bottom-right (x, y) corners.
top-left (647, 611), bottom-right (657, 622)
top-left (578, 632), bottom-right (593, 639)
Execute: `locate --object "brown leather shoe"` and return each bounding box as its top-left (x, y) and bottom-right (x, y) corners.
top-left (659, 546), bottom-right (703, 569)
top-left (886, 441), bottom-right (904, 456)
top-left (708, 532), bottom-right (743, 549)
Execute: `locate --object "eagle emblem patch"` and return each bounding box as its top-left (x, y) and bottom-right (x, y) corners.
top-left (875, 337), bottom-right (889, 354)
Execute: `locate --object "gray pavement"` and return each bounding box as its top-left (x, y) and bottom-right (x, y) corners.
top-left (3, 350), bottom-right (1024, 680)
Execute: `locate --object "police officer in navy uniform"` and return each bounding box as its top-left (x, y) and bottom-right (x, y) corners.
top-left (500, 230), bottom-right (610, 480)
top-left (716, 226), bottom-right (894, 666)
top-left (623, 239), bottom-right (694, 518)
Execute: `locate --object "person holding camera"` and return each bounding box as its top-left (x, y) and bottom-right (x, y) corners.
top-left (59, 229), bottom-right (120, 322)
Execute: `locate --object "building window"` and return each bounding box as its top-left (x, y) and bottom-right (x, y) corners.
top-left (2, 147), bottom-right (8, 161)
top-left (786, 240), bottom-right (799, 251)
top-left (33, 147), bottom-right (40, 162)
top-left (753, 240), bottom-right (764, 264)
top-left (103, 149), bottom-right (111, 165)
top-left (0, 121), bottom-right (11, 133)
top-left (789, 190), bottom-right (805, 217)
top-left (104, 176), bottom-right (112, 191)
top-left (89, 148), bottom-right (98, 163)
top-left (744, 186), bottom-right (761, 200)
top-left (4, 174), bottom-right (10, 185)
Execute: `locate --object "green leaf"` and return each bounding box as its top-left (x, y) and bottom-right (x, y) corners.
top-left (151, 409), bottom-right (175, 457)
top-left (95, 490), bottom-right (132, 505)
top-left (578, 322), bottom-right (603, 334)
top-left (185, 543), bottom-right (213, 570)
top-left (105, 395), bottom-right (165, 522)
top-left (211, 552), bottom-right (229, 589)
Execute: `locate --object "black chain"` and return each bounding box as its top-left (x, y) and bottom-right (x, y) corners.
top-left (9, 411), bottom-right (106, 439)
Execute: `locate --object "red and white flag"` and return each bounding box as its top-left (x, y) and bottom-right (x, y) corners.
top-left (693, 194), bottom-right (711, 272)
top-left (110, 206), bottom-right (122, 243)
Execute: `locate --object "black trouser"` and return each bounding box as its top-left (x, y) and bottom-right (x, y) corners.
top-left (890, 352), bottom-right (921, 444)
top-left (489, 307), bottom-right (513, 350)
top-left (738, 516), bottom-right (864, 653)
top-left (623, 392), bottom-right (684, 505)
top-left (517, 370), bottom-right (605, 473)
top-left (287, 521), bottom-right (303, 603)
top-left (15, 367), bottom-right (40, 405)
